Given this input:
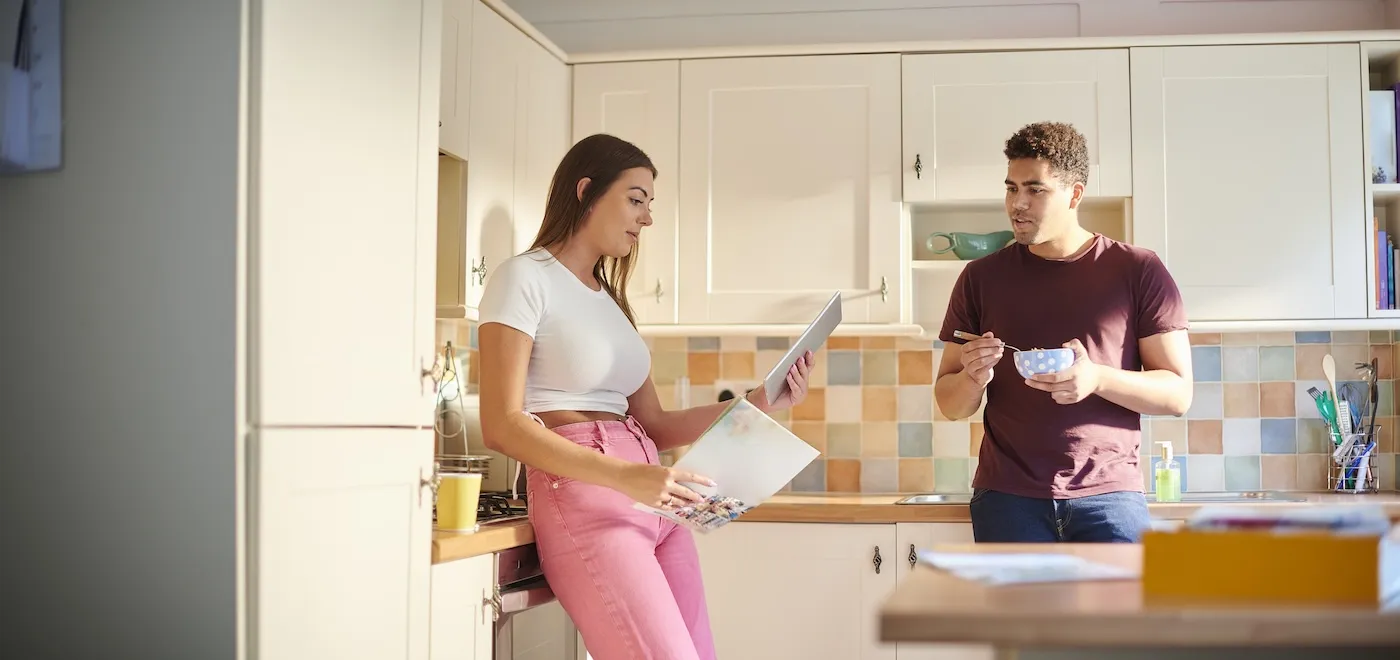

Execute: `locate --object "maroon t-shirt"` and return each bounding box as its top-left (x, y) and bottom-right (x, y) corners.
top-left (939, 234), bottom-right (1189, 499)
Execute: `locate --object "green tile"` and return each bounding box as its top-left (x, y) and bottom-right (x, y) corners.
top-left (1258, 346), bottom-right (1296, 381)
top-left (862, 350), bottom-right (897, 385)
top-left (827, 423), bottom-right (861, 458)
top-left (934, 458), bottom-right (971, 493)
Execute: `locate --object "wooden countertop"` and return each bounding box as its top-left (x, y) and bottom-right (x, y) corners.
top-left (742, 492), bottom-right (1400, 523)
top-left (879, 543), bottom-right (1400, 648)
top-left (432, 519), bottom-right (535, 565)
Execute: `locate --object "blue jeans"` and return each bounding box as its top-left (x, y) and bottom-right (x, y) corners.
top-left (968, 488), bottom-right (1151, 543)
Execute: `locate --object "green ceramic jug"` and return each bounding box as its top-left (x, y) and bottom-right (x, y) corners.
top-left (925, 230), bottom-right (1015, 260)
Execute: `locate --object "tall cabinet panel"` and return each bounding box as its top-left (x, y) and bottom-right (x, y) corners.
top-left (572, 61), bottom-right (682, 324)
top-left (1130, 44), bottom-right (1366, 321)
top-left (676, 54), bottom-right (905, 325)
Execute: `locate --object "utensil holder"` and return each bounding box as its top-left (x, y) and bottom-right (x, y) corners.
top-left (1326, 424), bottom-right (1380, 494)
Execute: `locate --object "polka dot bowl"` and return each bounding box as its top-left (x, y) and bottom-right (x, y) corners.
top-left (1013, 348), bottom-right (1075, 379)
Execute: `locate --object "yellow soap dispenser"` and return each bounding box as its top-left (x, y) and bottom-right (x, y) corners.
top-left (1153, 441), bottom-right (1181, 503)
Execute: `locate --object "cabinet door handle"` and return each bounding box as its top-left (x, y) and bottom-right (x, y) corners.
top-left (880, 277), bottom-right (888, 303)
top-left (419, 463), bottom-right (441, 508)
top-left (654, 278), bottom-right (664, 303)
top-left (908, 544), bottom-right (916, 569)
top-left (471, 256), bottom-right (488, 285)
top-left (872, 546), bottom-right (883, 574)
top-left (914, 154), bottom-right (922, 180)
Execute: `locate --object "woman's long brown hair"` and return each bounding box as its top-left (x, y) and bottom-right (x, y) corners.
top-left (530, 134), bottom-right (657, 327)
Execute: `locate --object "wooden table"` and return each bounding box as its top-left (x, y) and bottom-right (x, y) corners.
top-left (879, 543), bottom-right (1400, 660)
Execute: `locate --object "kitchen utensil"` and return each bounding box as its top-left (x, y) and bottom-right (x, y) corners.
top-left (926, 231), bottom-right (1014, 260)
top-left (952, 329), bottom-right (1022, 352)
top-left (1322, 354), bottom-right (1343, 434)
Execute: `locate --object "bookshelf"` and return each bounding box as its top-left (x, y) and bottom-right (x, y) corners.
top-left (1360, 42), bottom-right (1400, 319)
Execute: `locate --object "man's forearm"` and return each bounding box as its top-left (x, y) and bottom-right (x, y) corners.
top-left (1094, 366), bottom-right (1192, 417)
top-left (934, 370), bottom-right (986, 421)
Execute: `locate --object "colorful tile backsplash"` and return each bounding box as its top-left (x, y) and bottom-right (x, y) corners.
top-left (438, 320), bottom-right (1400, 494)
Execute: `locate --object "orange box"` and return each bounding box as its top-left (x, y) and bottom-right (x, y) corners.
top-left (1141, 525), bottom-right (1400, 606)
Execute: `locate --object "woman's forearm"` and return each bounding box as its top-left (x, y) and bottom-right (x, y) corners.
top-left (642, 399), bottom-right (738, 452)
top-left (480, 409), bottom-right (632, 487)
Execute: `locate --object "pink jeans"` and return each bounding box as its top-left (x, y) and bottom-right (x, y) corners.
top-left (526, 416), bottom-right (716, 660)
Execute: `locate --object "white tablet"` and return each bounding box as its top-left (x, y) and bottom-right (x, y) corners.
top-left (762, 291), bottom-right (843, 407)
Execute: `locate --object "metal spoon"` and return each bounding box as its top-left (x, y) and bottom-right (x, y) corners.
top-left (952, 330), bottom-right (1022, 352)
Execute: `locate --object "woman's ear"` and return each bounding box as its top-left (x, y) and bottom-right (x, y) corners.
top-left (575, 177), bottom-right (591, 202)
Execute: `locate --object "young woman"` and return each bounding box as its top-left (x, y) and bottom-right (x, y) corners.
top-left (476, 133), bottom-right (814, 660)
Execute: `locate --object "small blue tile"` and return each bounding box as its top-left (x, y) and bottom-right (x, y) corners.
top-left (687, 337), bottom-right (720, 351)
top-left (1224, 456), bottom-right (1261, 491)
top-left (757, 337), bottom-right (791, 351)
top-left (1294, 331), bottom-right (1331, 344)
top-left (828, 351), bottom-right (862, 385)
top-left (790, 460), bottom-right (826, 492)
top-left (1191, 346), bottom-right (1221, 382)
top-left (1148, 457), bottom-right (1190, 493)
top-left (1260, 419), bottom-right (1297, 454)
top-left (897, 423), bottom-right (933, 457)
top-left (932, 339), bottom-right (945, 348)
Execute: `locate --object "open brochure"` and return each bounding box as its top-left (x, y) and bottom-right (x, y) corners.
top-left (916, 550), bottom-right (1140, 586)
top-left (633, 396), bottom-right (820, 533)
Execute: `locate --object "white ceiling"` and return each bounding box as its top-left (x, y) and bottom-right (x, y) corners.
top-left (501, 0), bottom-right (1397, 55)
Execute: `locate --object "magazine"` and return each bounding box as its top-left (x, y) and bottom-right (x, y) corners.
top-left (633, 396), bottom-right (820, 533)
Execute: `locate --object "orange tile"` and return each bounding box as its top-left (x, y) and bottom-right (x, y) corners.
top-left (1187, 420), bottom-right (1222, 454)
top-left (1294, 344), bottom-right (1329, 381)
top-left (652, 337), bottom-right (687, 351)
top-left (1221, 332), bottom-right (1258, 345)
top-left (1297, 454), bottom-right (1328, 491)
top-left (1223, 383), bottom-right (1260, 418)
top-left (791, 421), bottom-right (827, 454)
top-left (686, 352), bottom-right (719, 385)
top-left (720, 351), bottom-right (755, 379)
top-left (1377, 419), bottom-right (1396, 454)
top-left (862, 336), bottom-right (897, 350)
top-left (1151, 419), bottom-right (1187, 456)
top-left (828, 336), bottom-right (860, 350)
top-left (970, 422), bottom-right (985, 456)
top-left (467, 350), bottom-right (480, 386)
top-left (1261, 455), bottom-right (1299, 490)
top-left (862, 387), bottom-right (897, 422)
top-left (1259, 382), bottom-right (1296, 417)
top-left (1189, 333), bottom-right (1221, 345)
top-left (792, 387), bottom-right (826, 421)
top-left (826, 459), bottom-right (861, 492)
top-left (861, 422), bottom-right (898, 457)
top-left (454, 321), bottom-right (474, 347)
top-left (898, 459), bottom-right (934, 491)
top-left (1370, 345), bottom-right (1394, 379)
top-left (1333, 344), bottom-right (1368, 373)
top-left (897, 350), bottom-right (934, 385)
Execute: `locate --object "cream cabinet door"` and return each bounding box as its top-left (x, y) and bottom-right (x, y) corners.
top-left (252, 428), bottom-right (434, 660)
top-left (253, 0), bottom-right (440, 426)
top-left (431, 554), bottom-right (496, 660)
top-left (677, 55), bottom-right (904, 325)
top-left (901, 50), bottom-right (1132, 202)
top-left (438, 0), bottom-right (473, 159)
top-left (1130, 44), bottom-right (1366, 321)
top-left (695, 522), bottom-right (898, 660)
top-left (892, 524), bottom-right (993, 660)
top-left (514, 39), bottom-right (572, 258)
top-left (572, 61), bottom-right (681, 325)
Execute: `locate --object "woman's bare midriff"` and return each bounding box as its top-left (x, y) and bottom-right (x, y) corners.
top-left (535, 409), bottom-right (625, 429)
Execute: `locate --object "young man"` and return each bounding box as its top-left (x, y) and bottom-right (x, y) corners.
top-left (934, 121), bottom-right (1194, 543)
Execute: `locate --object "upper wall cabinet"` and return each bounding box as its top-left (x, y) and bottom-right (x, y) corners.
top-left (677, 54), bottom-right (905, 325)
top-left (572, 61), bottom-right (682, 325)
top-left (438, 0), bottom-right (472, 159)
top-left (901, 50), bottom-right (1133, 202)
top-left (1130, 44), bottom-right (1366, 321)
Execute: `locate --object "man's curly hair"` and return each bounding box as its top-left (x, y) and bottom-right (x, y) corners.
top-left (1003, 121), bottom-right (1090, 187)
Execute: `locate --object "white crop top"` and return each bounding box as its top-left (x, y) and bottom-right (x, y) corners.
top-left (476, 248), bottom-right (652, 416)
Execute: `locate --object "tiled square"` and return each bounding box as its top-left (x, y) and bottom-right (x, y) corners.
top-left (1297, 418), bottom-right (1332, 454)
top-left (1223, 383), bottom-right (1259, 418)
top-left (1294, 381), bottom-right (1328, 419)
top-left (897, 350), bottom-right (934, 385)
top-left (791, 421), bottom-right (827, 454)
top-left (1189, 333), bottom-right (1221, 345)
top-left (653, 337), bottom-right (687, 351)
top-left (933, 421), bottom-right (971, 457)
top-left (824, 386), bottom-right (860, 423)
top-left (862, 386), bottom-right (897, 422)
top-left (1221, 418), bottom-right (1260, 455)
top-left (897, 423), bottom-right (933, 457)
top-left (1260, 454), bottom-right (1299, 490)
top-left (1221, 332), bottom-right (1258, 346)
top-left (687, 352), bottom-right (719, 385)
top-left (688, 337), bottom-right (720, 352)
top-left (1259, 381), bottom-right (1295, 417)
top-left (828, 351), bottom-right (861, 385)
top-left (970, 422), bottom-right (985, 455)
top-left (1187, 420), bottom-right (1223, 454)
top-left (1297, 454), bottom-right (1328, 490)
top-left (1370, 330), bottom-right (1393, 344)
top-left (861, 422), bottom-right (898, 457)
top-left (720, 336), bottom-right (757, 352)
top-left (1221, 347), bottom-right (1258, 381)
top-left (1257, 332), bottom-right (1295, 346)
top-left (757, 336), bottom-right (791, 351)
top-left (1333, 331), bottom-right (1369, 344)
top-left (652, 351), bottom-right (688, 384)
top-left (1191, 346), bottom-right (1222, 382)
top-left (863, 351), bottom-right (897, 385)
top-left (1187, 383), bottom-right (1223, 419)
top-left (934, 458), bottom-right (971, 493)
top-left (898, 458), bottom-right (934, 492)
top-left (826, 423), bottom-right (861, 458)
top-left (720, 351), bottom-right (755, 379)
top-left (1260, 418), bottom-right (1297, 454)
top-left (1224, 455), bottom-right (1262, 491)
top-left (826, 459), bottom-right (861, 492)
top-left (1373, 344), bottom-right (1395, 378)
top-left (1150, 419), bottom-right (1187, 456)
top-left (792, 387), bottom-right (827, 421)
top-left (861, 458), bottom-right (898, 492)
top-left (790, 460), bottom-right (825, 492)
top-left (827, 336), bottom-right (860, 350)
top-left (1294, 331), bottom-right (1331, 344)
top-left (897, 385), bottom-right (933, 421)
top-left (1186, 455), bottom-right (1224, 491)
top-left (862, 337), bottom-right (897, 350)
top-left (1295, 344), bottom-right (1329, 380)
top-left (1258, 346), bottom-right (1296, 381)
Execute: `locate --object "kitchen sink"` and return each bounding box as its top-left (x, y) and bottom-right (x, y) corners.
top-left (893, 491), bottom-right (1310, 505)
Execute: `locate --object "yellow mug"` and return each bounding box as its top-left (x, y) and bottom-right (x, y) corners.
top-left (436, 472), bottom-right (483, 532)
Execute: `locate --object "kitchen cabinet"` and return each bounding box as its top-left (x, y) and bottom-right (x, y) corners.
top-left (438, 0), bottom-right (570, 319)
top-left (901, 50), bottom-right (1133, 202)
top-left (1130, 44), bottom-right (1367, 322)
top-left (431, 554), bottom-right (496, 660)
top-left (572, 61), bottom-right (682, 325)
top-left (253, 0), bottom-right (441, 427)
top-left (438, 0), bottom-right (472, 159)
top-left (695, 522), bottom-right (898, 659)
top-left (253, 428), bottom-right (435, 660)
top-left (676, 54), bottom-right (905, 326)
top-left (892, 524), bottom-right (994, 660)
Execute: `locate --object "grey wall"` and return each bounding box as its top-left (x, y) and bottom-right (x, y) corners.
top-left (0, 1), bottom-right (242, 658)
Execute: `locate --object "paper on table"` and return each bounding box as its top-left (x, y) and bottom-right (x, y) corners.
top-left (917, 550), bottom-right (1140, 586)
top-left (633, 397), bottom-right (820, 533)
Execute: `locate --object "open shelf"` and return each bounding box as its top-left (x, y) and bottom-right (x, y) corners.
top-left (1361, 42), bottom-right (1400, 319)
